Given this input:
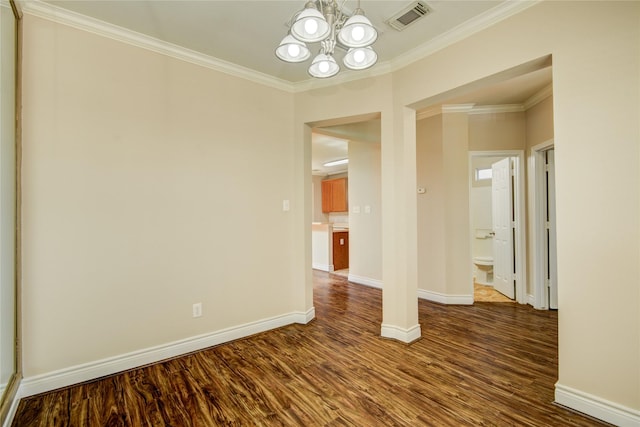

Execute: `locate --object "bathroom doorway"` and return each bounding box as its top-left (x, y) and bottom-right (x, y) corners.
top-left (469, 151), bottom-right (526, 303)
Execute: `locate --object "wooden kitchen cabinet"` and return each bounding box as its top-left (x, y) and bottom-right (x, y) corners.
top-left (321, 178), bottom-right (348, 213)
top-left (333, 231), bottom-right (349, 271)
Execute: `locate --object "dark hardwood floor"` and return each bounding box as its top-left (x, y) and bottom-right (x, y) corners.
top-left (13, 271), bottom-right (607, 426)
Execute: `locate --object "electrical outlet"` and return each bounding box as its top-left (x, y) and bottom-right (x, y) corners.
top-left (192, 302), bottom-right (202, 318)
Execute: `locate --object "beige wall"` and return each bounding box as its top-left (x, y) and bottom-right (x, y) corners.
top-left (22, 15), bottom-right (298, 376)
top-left (392, 1), bottom-right (639, 411)
top-left (19, 0), bottom-right (640, 420)
top-left (469, 112), bottom-right (527, 151)
top-left (526, 96), bottom-right (554, 148)
top-left (416, 115), bottom-right (445, 294)
top-left (348, 140), bottom-right (382, 283)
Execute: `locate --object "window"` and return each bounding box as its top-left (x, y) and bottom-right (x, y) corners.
top-left (475, 168), bottom-right (492, 181)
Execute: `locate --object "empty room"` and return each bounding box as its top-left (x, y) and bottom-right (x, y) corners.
top-left (0, 1), bottom-right (638, 426)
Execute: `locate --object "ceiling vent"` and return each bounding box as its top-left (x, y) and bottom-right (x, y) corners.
top-left (386, 1), bottom-right (431, 31)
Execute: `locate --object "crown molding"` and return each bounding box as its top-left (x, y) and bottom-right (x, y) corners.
top-left (442, 104), bottom-right (476, 113)
top-left (416, 106), bottom-right (443, 120)
top-left (468, 104), bottom-right (525, 115)
top-left (21, 0), bottom-right (541, 94)
top-left (524, 83), bottom-right (553, 110)
top-left (390, 1), bottom-right (541, 73)
top-left (20, 0), bottom-right (296, 93)
top-left (417, 102), bottom-right (536, 120)
top-left (416, 103), bottom-right (476, 120)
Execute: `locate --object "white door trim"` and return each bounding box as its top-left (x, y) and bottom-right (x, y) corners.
top-left (529, 139), bottom-right (555, 309)
top-left (468, 150), bottom-right (527, 304)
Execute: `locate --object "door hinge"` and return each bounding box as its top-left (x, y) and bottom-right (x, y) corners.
top-left (545, 221), bottom-right (550, 230)
top-left (545, 164), bottom-right (551, 172)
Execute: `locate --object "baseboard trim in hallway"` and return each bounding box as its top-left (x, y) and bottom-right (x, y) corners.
top-left (18, 308), bottom-right (315, 399)
top-left (417, 289), bottom-right (474, 305)
top-left (555, 383), bottom-right (640, 427)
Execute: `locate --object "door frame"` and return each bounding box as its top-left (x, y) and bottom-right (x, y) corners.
top-left (468, 150), bottom-right (527, 304)
top-left (529, 139), bottom-right (554, 309)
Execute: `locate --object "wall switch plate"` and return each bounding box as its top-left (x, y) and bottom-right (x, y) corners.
top-left (193, 303), bottom-right (202, 318)
top-left (364, 205), bottom-right (371, 214)
top-left (352, 206), bottom-right (361, 214)
top-left (282, 200), bottom-right (290, 211)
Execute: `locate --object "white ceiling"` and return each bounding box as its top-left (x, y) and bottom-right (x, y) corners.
top-left (36, 0), bottom-right (550, 175)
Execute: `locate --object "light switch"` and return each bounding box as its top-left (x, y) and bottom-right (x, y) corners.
top-left (364, 205), bottom-right (371, 214)
top-left (282, 200), bottom-right (290, 211)
top-left (352, 206), bottom-right (361, 214)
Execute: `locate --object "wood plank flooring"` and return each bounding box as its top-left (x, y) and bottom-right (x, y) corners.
top-left (13, 271), bottom-right (608, 426)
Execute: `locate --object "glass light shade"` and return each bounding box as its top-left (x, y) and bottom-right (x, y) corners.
top-left (275, 35), bottom-right (311, 62)
top-left (337, 12), bottom-right (377, 48)
top-left (291, 6), bottom-right (330, 43)
top-left (343, 46), bottom-right (377, 70)
top-left (308, 53), bottom-right (339, 78)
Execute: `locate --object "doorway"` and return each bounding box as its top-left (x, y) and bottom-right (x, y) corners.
top-left (469, 151), bottom-right (527, 304)
top-left (309, 115), bottom-right (383, 290)
top-left (530, 140), bottom-right (558, 309)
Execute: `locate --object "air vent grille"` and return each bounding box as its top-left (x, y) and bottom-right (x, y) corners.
top-left (386, 1), bottom-right (431, 31)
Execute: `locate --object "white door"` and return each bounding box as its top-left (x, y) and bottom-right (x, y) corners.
top-left (546, 150), bottom-right (558, 309)
top-left (492, 158), bottom-right (515, 299)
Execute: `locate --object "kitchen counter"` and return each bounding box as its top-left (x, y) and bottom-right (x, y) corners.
top-left (312, 223), bottom-right (349, 271)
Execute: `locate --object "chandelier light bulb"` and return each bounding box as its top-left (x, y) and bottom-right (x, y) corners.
top-left (337, 12), bottom-right (377, 48)
top-left (304, 19), bottom-right (318, 35)
top-left (351, 25), bottom-right (365, 42)
top-left (343, 46), bottom-right (377, 70)
top-left (309, 53), bottom-right (339, 78)
top-left (275, 34), bottom-right (310, 63)
top-left (287, 44), bottom-right (301, 57)
top-left (291, 3), bottom-right (330, 43)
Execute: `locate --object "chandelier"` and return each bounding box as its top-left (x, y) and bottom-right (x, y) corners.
top-left (275, 0), bottom-right (378, 78)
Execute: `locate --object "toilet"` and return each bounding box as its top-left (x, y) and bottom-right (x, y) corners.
top-left (473, 256), bottom-right (494, 285)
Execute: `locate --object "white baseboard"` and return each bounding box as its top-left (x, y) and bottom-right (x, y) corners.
top-left (380, 323), bottom-right (421, 343)
top-left (19, 308), bottom-right (315, 398)
top-left (312, 263), bottom-right (334, 272)
top-left (555, 383), bottom-right (640, 427)
top-left (347, 274), bottom-right (382, 289)
top-left (1, 382), bottom-right (21, 427)
top-left (527, 293), bottom-right (535, 306)
top-left (417, 289), bottom-right (473, 305)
